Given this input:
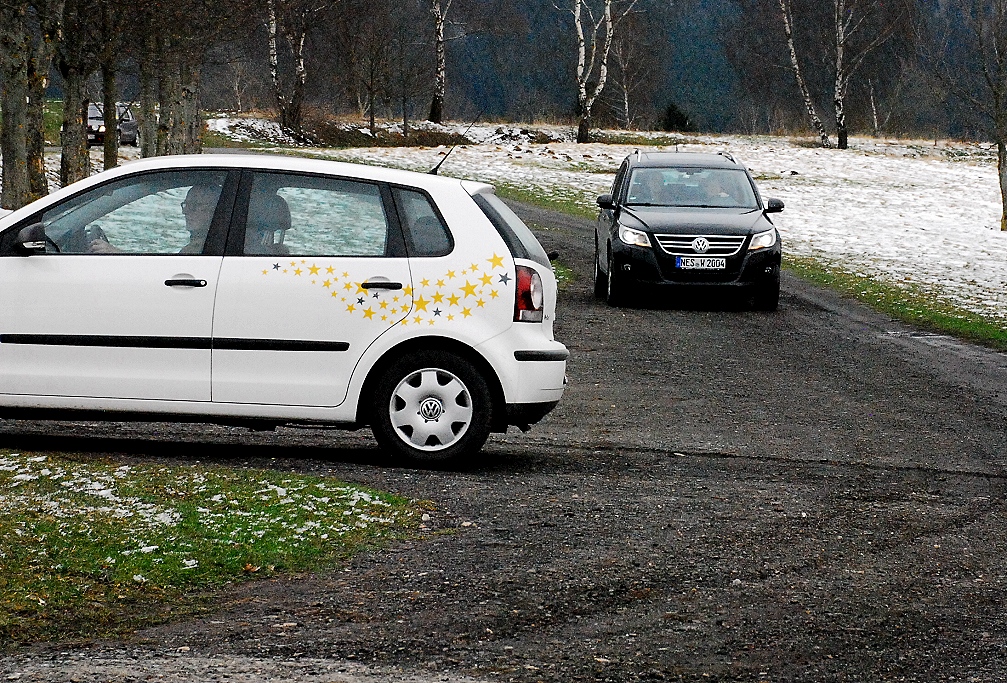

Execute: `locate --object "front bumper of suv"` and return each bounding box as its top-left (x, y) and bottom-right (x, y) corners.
top-left (610, 237), bottom-right (781, 290)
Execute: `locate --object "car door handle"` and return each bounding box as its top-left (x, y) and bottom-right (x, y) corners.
top-left (165, 279), bottom-right (208, 287)
top-left (360, 281), bottom-right (402, 290)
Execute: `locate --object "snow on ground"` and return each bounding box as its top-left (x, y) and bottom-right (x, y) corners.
top-left (28, 116), bottom-right (1007, 324)
top-left (235, 120), bottom-right (1003, 323)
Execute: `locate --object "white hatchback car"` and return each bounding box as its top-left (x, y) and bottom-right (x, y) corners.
top-left (0, 155), bottom-right (568, 462)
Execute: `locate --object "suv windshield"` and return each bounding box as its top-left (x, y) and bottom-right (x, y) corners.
top-left (626, 167), bottom-right (758, 209)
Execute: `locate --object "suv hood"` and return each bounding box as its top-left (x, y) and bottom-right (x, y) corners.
top-left (621, 206), bottom-right (767, 235)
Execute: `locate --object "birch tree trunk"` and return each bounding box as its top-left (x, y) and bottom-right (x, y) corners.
top-left (427, 0), bottom-right (451, 123)
top-left (832, 0), bottom-right (848, 149)
top-left (267, 0), bottom-right (309, 139)
top-left (0, 6), bottom-right (32, 209)
top-left (779, 0), bottom-right (832, 148)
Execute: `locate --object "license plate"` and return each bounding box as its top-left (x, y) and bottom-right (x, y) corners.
top-left (676, 256), bottom-right (726, 270)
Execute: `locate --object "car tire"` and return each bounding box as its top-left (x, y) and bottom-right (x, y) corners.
top-left (752, 276), bottom-right (780, 311)
top-left (605, 248), bottom-right (627, 307)
top-left (370, 351), bottom-right (493, 464)
top-left (593, 238), bottom-right (608, 299)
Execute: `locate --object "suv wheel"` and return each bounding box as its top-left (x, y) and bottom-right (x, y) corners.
top-left (605, 249), bottom-right (626, 307)
top-left (752, 276), bottom-right (780, 311)
top-left (593, 238), bottom-right (608, 299)
top-left (371, 351), bottom-right (492, 463)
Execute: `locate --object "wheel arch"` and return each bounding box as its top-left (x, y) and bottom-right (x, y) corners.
top-left (355, 335), bottom-right (508, 431)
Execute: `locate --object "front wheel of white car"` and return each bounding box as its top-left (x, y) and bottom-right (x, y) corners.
top-left (371, 351), bottom-right (493, 464)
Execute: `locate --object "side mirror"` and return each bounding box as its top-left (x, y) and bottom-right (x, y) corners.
top-left (596, 194), bottom-right (615, 210)
top-left (765, 198), bottom-right (784, 214)
top-left (17, 223), bottom-right (48, 255)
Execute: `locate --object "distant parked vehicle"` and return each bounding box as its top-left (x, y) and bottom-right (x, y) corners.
top-left (87, 103), bottom-right (139, 147)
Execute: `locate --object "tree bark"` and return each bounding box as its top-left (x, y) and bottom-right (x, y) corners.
top-left (779, 0), bottom-right (832, 148)
top-left (267, 0), bottom-right (309, 139)
top-left (58, 65), bottom-right (89, 186)
top-left (101, 62), bottom-right (119, 169)
top-left (999, 141), bottom-right (1007, 231)
top-left (832, 0), bottom-right (848, 149)
top-left (138, 39), bottom-right (158, 158)
top-left (0, 6), bottom-right (32, 210)
top-left (572, 0), bottom-right (637, 143)
top-left (27, 3), bottom-right (62, 201)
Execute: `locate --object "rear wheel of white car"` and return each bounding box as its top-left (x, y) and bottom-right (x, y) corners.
top-left (371, 351), bottom-right (493, 463)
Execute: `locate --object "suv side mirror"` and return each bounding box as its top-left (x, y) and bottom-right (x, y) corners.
top-left (765, 198), bottom-right (784, 213)
top-left (597, 194), bottom-right (615, 210)
top-left (17, 223), bottom-right (48, 255)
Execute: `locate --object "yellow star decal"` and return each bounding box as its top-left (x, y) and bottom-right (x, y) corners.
top-left (488, 254), bottom-right (505, 269)
top-left (436, 279), bottom-right (446, 288)
top-left (326, 266), bottom-right (335, 274)
top-left (480, 273), bottom-right (493, 286)
top-left (363, 308), bottom-right (375, 320)
top-left (261, 269), bottom-right (269, 275)
top-left (414, 296), bottom-right (430, 312)
top-left (342, 271), bottom-right (349, 278)
top-left (379, 300), bottom-right (388, 309)
top-left (309, 264), bottom-right (320, 275)
top-left (447, 293), bottom-right (460, 306)
top-left (432, 292), bottom-right (444, 303)
top-left (460, 280), bottom-right (478, 297)
top-left (331, 291), bottom-right (339, 298)
top-left (346, 304), bottom-right (356, 313)
top-left (447, 314), bottom-right (455, 321)
top-left (413, 315), bottom-right (423, 325)
top-left (356, 283), bottom-right (368, 295)
top-left (470, 262), bottom-right (479, 272)
top-left (290, 261), bottom-right (297, 267)
top-left (445, 270), bottom-right (456, 279)
top-left (293, 268), bottom-right (303, 276)
top-left (343, 282), bottom-right (354, 291)
top-left (490, 289), bottom-right (499, 299)
top-left (403, 285), bottom-right (413, 297)
top-left (476, 298), bottom-right (486, 308)
top-left (323, 280), bottom-right (332, 288)
top-left (381, 314), bottom-right (388, 321)
top-left (428, 319), bottom-right (436, 326)
top-left (420, 278), bottom-right (430, 287)
top-left (461, 307), bottom-right (473, 317)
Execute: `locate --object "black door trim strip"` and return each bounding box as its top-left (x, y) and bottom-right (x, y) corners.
top-left (513, 349), bottom-right (570, 361)
top-left (0, 334), bottom-right (349, 352)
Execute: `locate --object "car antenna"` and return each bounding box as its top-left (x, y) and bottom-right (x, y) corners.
top-left (429, 109), bottom-right (484, 175)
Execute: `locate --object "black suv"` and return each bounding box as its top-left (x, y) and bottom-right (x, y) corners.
top-left (594, 151), bottom-right (783, 310)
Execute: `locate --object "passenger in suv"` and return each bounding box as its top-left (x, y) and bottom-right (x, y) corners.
top-left (594, 151), bottom-right (784, 310)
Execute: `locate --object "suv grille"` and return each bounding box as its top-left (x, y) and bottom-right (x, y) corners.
top-left (654, 234), bottom-right (747, 257)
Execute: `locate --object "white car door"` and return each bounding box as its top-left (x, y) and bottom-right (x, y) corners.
top-left (211, 171), bottom-right (412, 407)
top-left (0, 169), bottom-right (234, 402)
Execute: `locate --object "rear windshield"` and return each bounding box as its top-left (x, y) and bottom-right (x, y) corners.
top-left (472, 192), bottom-right (550, 268)
top-left (626, 167), bottom-right (759, 209)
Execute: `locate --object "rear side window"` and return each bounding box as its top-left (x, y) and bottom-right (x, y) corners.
top-left (472, 192), bottom-right (550, 268)
top-left (394, 187), bottom-right (452, 257)
top-left (245, 172), bottom-right (390, 256)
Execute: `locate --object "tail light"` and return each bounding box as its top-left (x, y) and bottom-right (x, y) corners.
top-left (514, 265), bottom-right (544, 322)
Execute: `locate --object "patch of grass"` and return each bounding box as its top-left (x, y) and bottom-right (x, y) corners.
top-left (495, 183), bottom-right (597, 220)
top-left (590, 131), bottom-right (701, 147)
top-left (785, 255), bottom-right (1007, 350)
top-left (0, 451), bottom-right (420, 647)
top-left (550, 261), bottom-right (576, 289)
top-left (44, 100), bottom-right (63, 146)
top-left (202, 128), bottom-right (261, 149)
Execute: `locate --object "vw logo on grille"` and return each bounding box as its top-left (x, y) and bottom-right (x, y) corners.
top-left (691, 237), bottom-right (710, 254)
top-left (418, 397), bottom-right (444, 422)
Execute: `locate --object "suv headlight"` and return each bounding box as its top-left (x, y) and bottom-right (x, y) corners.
top-left (618, 224), bottom-right (651, 248)
top-left (749, 228), bottom-right (777, 251)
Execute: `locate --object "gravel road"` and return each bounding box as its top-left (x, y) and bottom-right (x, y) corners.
top-left (5, 201), bottom-right (1007, 682)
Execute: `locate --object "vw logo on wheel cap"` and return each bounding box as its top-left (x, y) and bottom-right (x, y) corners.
top-left (418, 397), bottom-right (444, 422)
top-left (691, 237), bottom-right (710, 254)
